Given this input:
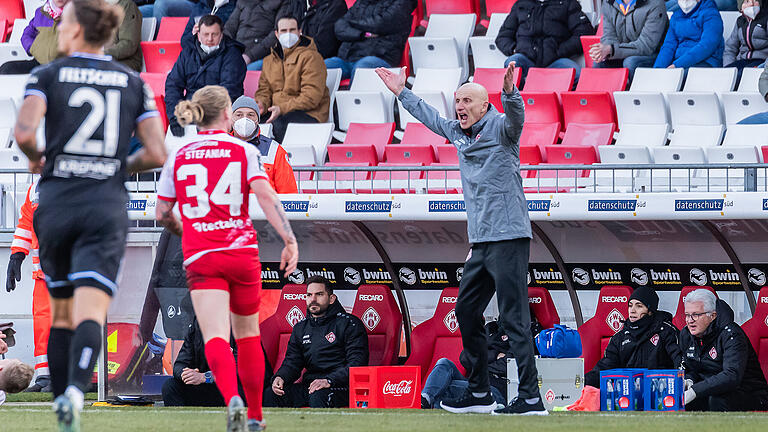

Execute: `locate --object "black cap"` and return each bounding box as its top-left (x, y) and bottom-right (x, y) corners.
top-left (629, 286), bottom-right (659, 313)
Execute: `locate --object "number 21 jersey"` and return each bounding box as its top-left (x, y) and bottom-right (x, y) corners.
top-left (157, 130), bottom-right (268, 266)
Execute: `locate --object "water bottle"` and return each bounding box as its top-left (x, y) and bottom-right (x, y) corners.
top-left (614, 379), bottom-right (622, 410)
top-left (606, 380), bottom-right (614, 411)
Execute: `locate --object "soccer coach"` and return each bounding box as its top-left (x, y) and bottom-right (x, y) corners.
top-left (377, 65), bottom-right (545, 416)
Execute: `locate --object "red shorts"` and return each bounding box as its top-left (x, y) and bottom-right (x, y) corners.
top-left (185, 248), bottom-right (262, 315)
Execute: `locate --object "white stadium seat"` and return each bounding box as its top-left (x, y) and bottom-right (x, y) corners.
top-left (24, 0), bottom-right (45, 21)
top-left (721, 124), bottom-right (768, 149)
top-left (599, 145), bottom-right (654, 164)
top-left (721, 11), bottom-right (741, 42)
top-left (683, 68), bottom-right (737, 93)
top-left (629, 68), bottom-right (684, 92)
top-left (652, 146), bottom-right (708, 185)
top-left (397, 68), bottom-right (462, 129)
top-left (721, 92), bottom-right (768, 125)
top-left (9, 19), bottom-right (28, 45)
top-left (738, 67), bottom-right (763, 92)
top-left (613, 123), bottom-right (669, 147)
top-left (0, 98), bottom-right (17, 147)
top-left (284, 144), bottom-right (318, 166)
top-left (326, 68), bottom-right (342, 124)
top-left (469, 13), bottom-right (508, 68)
top-left (0, 128), bottom-right (11, 148)
top-left (668, 124), bottom-right (725, 148)
top-left (409, 14), bottom-right (474, 82)
top-left (141, 17), bottom-right (157, 42)
top-left (668, 92), bottom-right (724, 127)
top-left (0, 74), bottom-right (31, 108)
top-left (707, 146), bottom-right (761, 164)
top-left (335, 68), bottom-right (398, 130)
top-left (0, 45), bottom-right (32, 68)
top-left (0, 148), bottom-right (29, 170)
top-left (614, 92), bottom-right (671, 126)
top-left (282, 123), bottom-right (334, 164)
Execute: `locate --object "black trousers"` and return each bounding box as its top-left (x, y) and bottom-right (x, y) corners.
top-left (270, 110), bottom-right (318, 143)
top-left (263, 380), bottom-right (348, 408)
top-left (162, 378), bottom-right (225, 407)
top-left (686, 388), bottom-right (768, 412)
top-left (457, 238), bottom-right (539, 399)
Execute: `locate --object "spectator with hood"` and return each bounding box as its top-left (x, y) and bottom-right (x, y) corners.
top-left (654, 0), bottom-right (724, 68)
top-left (723, 0), bottom-right (768, 70)
top-left (287, 0), bottom-right (348, 59)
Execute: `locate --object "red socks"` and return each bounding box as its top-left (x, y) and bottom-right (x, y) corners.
top-left (204, 337), bottom-right (239, 404)
top-left (236, 336), bottom-right (265, 421)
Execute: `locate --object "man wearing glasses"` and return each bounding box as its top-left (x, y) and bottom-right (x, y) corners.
top-left (679, 289), bottom-right (768, 411)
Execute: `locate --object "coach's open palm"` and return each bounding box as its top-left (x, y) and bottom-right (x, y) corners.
top-left (376, 67), bottom-right (407, 96)
top-left (503, 62), bottom-right (517, 93)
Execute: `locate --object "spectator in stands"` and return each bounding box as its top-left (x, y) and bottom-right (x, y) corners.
top-left (723, 0), bottom-right (768, 72)
top-left (104, 0), bottom-right (143, 72)
top-left (679, 289), bottom-right (768, 411)
top-left (654, 0), bottom-right (725, 69)
top-left (590, 0), bottom-right (669, 80)
top-left (0, 333), bottom-right (35, 399)
top-left (286, 0), bottom-right (348, 59)
top-left (566, 287), bottom-right (680, 411)
top-left (253, 14), bottom-right (329, 142)
top-left (224, 0), bottom-right (289, 71)
top-left (264, 276), bottom-right (368, 408)
top-left (0, 0), bottom-right (70, 75)
top-left (323, 0), bottom-right (416, 80)
top-left (230, 96), bottom-right (298, 193)
top-left (667, 0), bottom-right (738, 11)
top-left (138, 0), bottom-right (236, 26)
top-left (495, 0), bottom-right (594, 81)
top-left (166, 14), bottom-right (246, 137)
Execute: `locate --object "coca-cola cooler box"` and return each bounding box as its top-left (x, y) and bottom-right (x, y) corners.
top-left (349, 366), bottom-right (421, 409)
top-left (600, 369), bottom-right (645, 411)
top-left (642, 370), bottom-right (685, 411)
top-left (507, 357), bottom-right (584, 410)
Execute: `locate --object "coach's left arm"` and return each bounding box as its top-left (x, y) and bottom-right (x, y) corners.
top-left (500, 62), bottom-right (524, 145)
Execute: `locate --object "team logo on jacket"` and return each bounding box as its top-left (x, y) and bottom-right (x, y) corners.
top-left (325, 332), bottom-right (336, 343)
top-left (606, 309), bottom-right (625, 333)
top-left (650, 334), bottom-right (659, 346)
top-left (709, 347), bottom-right (717, 359)
top-left (286, 306), bottom-right (305, 327)
top-left (362, 307), bottom-right (380, 331)
top-left (444, 310), bottom-right (459, 333)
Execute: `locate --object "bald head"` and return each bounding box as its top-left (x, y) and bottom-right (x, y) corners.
top-left (455, 83), bottom-right (490, 128)
top-left (457, 83), bottom-right (489, 102)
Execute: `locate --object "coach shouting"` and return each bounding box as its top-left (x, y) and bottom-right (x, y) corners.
top-left (377, 65), bottom-right (545, 415)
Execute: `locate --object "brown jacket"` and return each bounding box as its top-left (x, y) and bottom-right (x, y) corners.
top-left (104, 0), bottom-right (143, 72)
top-left (254, 35), bottom-right (329, 123)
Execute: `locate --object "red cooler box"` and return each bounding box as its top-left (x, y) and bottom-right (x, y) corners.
top-left (349, 366), bottom-right (421, 409)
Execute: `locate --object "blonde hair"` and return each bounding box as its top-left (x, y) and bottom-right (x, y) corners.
top-left (1, 361), bottom-right (34, 393)
top-left (174, 85), bottom-right (232, 128)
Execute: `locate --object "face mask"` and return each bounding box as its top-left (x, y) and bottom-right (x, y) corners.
top-left (678, 0), bottom-right (698, 13)
top-left (279, 33), bottom-right (299, 49)
top-left (744, 5), bottom-right (760, 19)
top-left (200, 44), bottom-right (219, 55)
top-left (233, 118), bottom-right (257, 139)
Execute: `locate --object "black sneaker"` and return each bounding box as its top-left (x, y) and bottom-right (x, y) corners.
top-left (421, 395), bottom-right (430, 409)
top-left (494, 397), bottom-right (549, 416)
top-left (440, 389), bottom-right (496, 414)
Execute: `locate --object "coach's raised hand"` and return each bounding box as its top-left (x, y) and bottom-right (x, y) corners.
top-left (503, 61), bottom-right (517, 93)
top-left (376, 67), bottom-right (407, 96)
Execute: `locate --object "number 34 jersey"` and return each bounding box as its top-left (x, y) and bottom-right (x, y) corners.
top-left (24, 53), bottom-right (158, 205)
top-left (157, 130), bottom-right (268, 266)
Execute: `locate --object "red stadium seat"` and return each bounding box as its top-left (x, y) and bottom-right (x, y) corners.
top-left (321, 162), bottom-right (372, 181)
top-left (405, 287), bottom-right (466, 380)
top-left (520, 92), bottom-right (564, 128)
top-left (401, 122), bottom-right (449, 155)
top-left (328, 144), bottom-right (379, 165)
top-left (436, 145), bottom-right (458, 164)
top-left (155, 95), bottom-right (168, 131)
top-left (762, 146), bottom-right (768, 162)
top-left (578, 285), bottom-right (634, 372)
top-left (428, 162), bottom-right (462, 181)
top-left (528, 287), bottom-right (560, 329)
top-left (520, 145), bottom-right (543, 167)
top-left (140, 72), bottom-right (168, 97)
top-left (561, 68), bottom-right (628, 127)
top-left (385, 145), bottom-right (436, 164)
top-left (351, 285), bottom-right (403, 366)
top-left (372, 162), bottom-right (426, 181)
top-left (141, 41), bottom-right (182, 73)
top-left (0, 20), bottom-right (7, 43)
top-left (486, 0), bottom-right (519, 14)
top-left (473, 68), bottom-right (519, 111)
top-left (425, 0), bottom-right (476, 15)
top-left (741, 286), bottom-right (768, 380)
top-left (260, 285), bottom-right (308, 371)
top-left (524, 68), bottom-right (575, 92)
top-left (560, 123), bottom-right (615, 150)
top-left (520, 122), bottom-right (559, 161)
top-left (243, 70), bottom-right (261, 98)
top-left (580, 36), bottom-right (600, 68)
top-left (155, 17), bottom-right (188, 41)
top-left (344, 122), bottom-right (396, 161)
top-left (545, 145), bottom-right (598, 165)
top-left (0, 0), bottom-right (24, 41)
top-left (672, 286), bottom-right (718, 330)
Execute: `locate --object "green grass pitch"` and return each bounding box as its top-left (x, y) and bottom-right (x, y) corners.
top-left (2, 406), bottom-right (768, 432)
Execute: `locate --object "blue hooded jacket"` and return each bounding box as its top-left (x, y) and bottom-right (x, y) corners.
top-left (653, 0), bottom-right (724, 68)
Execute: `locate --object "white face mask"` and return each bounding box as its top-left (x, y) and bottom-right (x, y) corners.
top-left (278, 32), bottom-right (299, 49)
top-left (200, 44), bottom-right (219, 55)
top-left (233, 118), bottom-right (257, 139)
top-left (744, 5), bottom-right (760, 19)
top-left (678, 0), bottom-right (698, 13)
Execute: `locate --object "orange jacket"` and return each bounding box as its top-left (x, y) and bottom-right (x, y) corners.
top-left (11, 179), bottom-right (43, 280)
top-left (232, 131), bottom-right (298, 193)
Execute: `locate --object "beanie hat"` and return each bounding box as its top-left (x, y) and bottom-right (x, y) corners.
top-left (232, 96), bottom-right (260, 122)
top-left (629, 286), bottom-right (659, 313)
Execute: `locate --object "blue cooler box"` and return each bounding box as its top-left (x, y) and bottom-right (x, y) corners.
top-left (642, 370), bottom-right (685, 411)
top-left (600, 369), bottom-right (645, 411)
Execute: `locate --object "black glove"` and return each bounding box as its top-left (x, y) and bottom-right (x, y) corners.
top-left (6, 252), bottom-right (25, 292)
top-left (170, 118), bottom-right (185, 137)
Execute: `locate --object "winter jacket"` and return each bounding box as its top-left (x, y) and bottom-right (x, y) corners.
top-left (679, 300), bottom-right (768, 401)
top-left (334, 0), bottom-right (416, 66)
top-left (585, 311), bottom-right (680, 387)
top-left (600, 0), bottom-right (669, 59)
top-left (247, 132), bottom-right (298, 193)
top-left (495, 0), bottom-right (594, 67)
top-left (224, 0), bottom-right (289, 63)
top-left (104, 0), bottom-right (143, 72)
top-left (398, 87), bottom-right (531, 243)
top-left (723, 11), bottom-right (768, 65)
top-left (288, 0), bottom-right (348, 58)
top-left (165, 34), bottom-right (246, 130)
top-left (653, 0), bottom-right (724, 68)
top-left (274, 300), bottom-right (369, 387)
top-left (21, 7), bottom-right (60, 65)
top-left (254, 35), bottom-right (330, 123)
top-left (173, 319), bottom-right (237, 381)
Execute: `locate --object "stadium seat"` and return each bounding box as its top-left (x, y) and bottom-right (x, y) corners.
top-left (0, 74), bottom-right (31, 107)
top-left (561, 68), bottom-right (627, 127)
top-left (0, 0), bottom-right (24, 41)
top-left (23, 0), bottom-right (44, 22)
top-left (707, 146), bottom-right (761, 168)
top-left (141, 17), bottom-right (157, 42)
top-left (385, 144), bottom-right (436, 164)
top-left (598, 145), bottom-right (654, 164)
top-left (528, 287), bottom-right (560, 329)
top-left (520, 145), bottom-right (543, 166)
top-left (242, 70), bottom-right (260, 98)
top-left (683, 68), bottom-right (737, 93)
top-left (335, 68), bottom-right (399, 130)
top-left (542, 145), bottom-right (598, 178)
top-left (282, 122), bottom-right (334, 164)
top-left (155, 17), bottom-right (188, 41)
top-left (0, 44), bottom-right (31, 69)
top-left (613, 123), bottom-right (669, 147)
top-left (140, 72), bottom-right (167, 97)
top-left (668, 124), bottom-right (725, 148)
top-left (372, 162), bottom-right (426, 181)
top-left (328, 144), bottom-right (378, 165)
top-left (520, 122), bottom-right (559, 148)
top-left (405, 287), bottom-right (465, 380)
top-left (613, 92), bottom-right (671, 126)
top-left (397, 68), bottom-right (462, 128)
top-left (668, 92), bottom-right (724, 127)
top-left (577, 285), bottom-right (634, 373)
top-left (321, 162), bottom-right (372, 181)
top-left (435, 145), bottom-right (458, 164)
top-left (342, 122), bottom-right (396, 161)
top-left (523, 67), bottom-right (575, 92)
top-left (424, 0), bottom-right (476, 16)
top-left (469, 12), bottom-right (509, 68)
top-left (351, 285), bottom-right (403, 366)
top-left (401, 122), bottom-right (450, 149)
top-left (0, 127), bottom-right (11, 148)
top-left (722, 124), bottom-right (768, 149)
top-left (652, 146), bottom-right (708, 185)
top-left (284, 145), bottom-right (317, 167)
top-left (580, 35), bottom-right (600, 68)
top-left (741, 286), bottom-right (768, 379)
top-left (485, 0), bottom-right (518, 14)
top-left (628, 67), bottom-right (684, 92)
top-left (260, 285), bottom-right (308, 372)
top-left (721, 11), bottom-right (741, 42)
top-left (721, 92), bottom-right (768, 125)
top-left (8, 18), bottom-right (27, 45)
top-left (326, 68), bottom-right (342, 123)
top-left (738, 67), bottom-right (763, 92)
top-left (140, 41), bottom-right (182, 73)
top-left (671, 286), bottom-right (718, 330)
top-left (0, 97), bottom-right (16, 143)
top-left (0, 147), bottom-right (28, 169)
top-left (409, 14), bottom-right (475, 82)
top-left (154, 95), bottom-right (168, 131)
top-left (560, 123), bottom-right (615, 149)
top-left (473, 68), bottom-right (519, 111)
top-left (520, 68), bottom-right (575, 129)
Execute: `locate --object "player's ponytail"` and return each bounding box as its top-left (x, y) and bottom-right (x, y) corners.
top-left (176, 85), bottom-right (232, 128)
top-left (175, 101), bottom-right (205, 127)
top-left (71, 0), bottom-right (124, 48)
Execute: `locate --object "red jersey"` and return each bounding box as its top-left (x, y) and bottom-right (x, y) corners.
top-left (157, 130), bottom-right (268, 266)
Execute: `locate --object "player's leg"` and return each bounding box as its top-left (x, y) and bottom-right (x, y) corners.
top-left (48, 295), bottom-right (74, 397)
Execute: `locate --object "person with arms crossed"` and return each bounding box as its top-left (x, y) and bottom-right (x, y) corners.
top-left (155, 85), bottom-right (299, 432)
top-left (376, 65), bottom-right (545, 415)
top-left (13, 0), bottom-right (167, 429)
